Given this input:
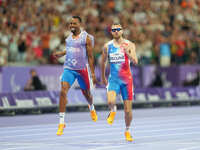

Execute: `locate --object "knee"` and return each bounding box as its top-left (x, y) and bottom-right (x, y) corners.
top-left (60, 89), bottom-right (67, 98)
top-left (124, 109), bottom-right (132, 115)
top-left (60, 90), bottom-right (68, 104)
top-left (107, 96), bottom-right (115, 105)
top-left (108, 100), bottom-right (115, 106)
top-left (82, 90), bottom-right (92, 99)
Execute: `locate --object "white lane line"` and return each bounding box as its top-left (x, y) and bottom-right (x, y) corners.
top-left (177, 146), bottom-right (200, 150)
top-left (1, 118), bottom-right (200, 134)
top-left (1, 122), bottom-right (200, 138)
top-left (3, 146), bottom-right (38, 150)
top-left (1, 143), bottom-right (63, 150)
top-left (87, 144), bottom-right (127, 150)
top-left (67, 138), bottom-right (200, 150)
top-left (133, 114), bottom-right (200, 121)
top-left (1, 137), bottom-right (200, 150)
top-left (1, 129), bottom-right (200, 143)
top-left (87, 141), bottom-right (200, 150)
top-left (1, 114), bottom-right (200, 130)
top-left (1, 126), bottom-right (200, 138)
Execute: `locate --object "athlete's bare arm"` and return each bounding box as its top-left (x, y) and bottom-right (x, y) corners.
top-left (101, 43), bottom-right (108, 85)
top-left (129, 42), bottom-right (138, 64)
top-left (53, 50), bottom-right (66, 59)
top-left (124, 42), bottom-right (138, 65)
top-left (86, 35), bottom-right (97, 84)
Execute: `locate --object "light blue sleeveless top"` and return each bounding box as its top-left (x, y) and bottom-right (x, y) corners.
top-left (64, 31), bottom-right (94, 70)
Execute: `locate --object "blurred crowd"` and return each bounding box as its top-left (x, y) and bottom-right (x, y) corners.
top-left (0, 0), bottom-right (200, 67)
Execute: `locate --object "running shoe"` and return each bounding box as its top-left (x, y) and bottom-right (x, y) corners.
top-left (107, 111), bottom-right (116, 125)
top-left (90, 110), bottom-right (98, 122)
top-left (56, 123), bottom-right (66, 136)
top-left (125, 131), bottom-right (134, 142)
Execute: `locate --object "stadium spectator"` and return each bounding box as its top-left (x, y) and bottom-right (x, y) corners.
top-left (24, 69), bottom-right (46, 91)
top-left (159, 35), bottom-right (171, 66)
top-left (183, 70), bottom-right (200, 86)
top-left (1, 0), bottom-right (200, 66)
top-left (150, 70), bottom-right (163, 87)
top-left (0, 47), bottom-right (7, 66)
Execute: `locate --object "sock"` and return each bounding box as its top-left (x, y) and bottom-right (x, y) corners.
top-left (111, 105), bottom-right (117, 112)
top-left (59, 112), bottom-right (65, 124)
top-left (125, 126), bottom-right (130, 132)
top-left (89, 104), bottom-right (95, 111)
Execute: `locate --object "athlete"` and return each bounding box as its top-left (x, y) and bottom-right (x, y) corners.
top-left (53, 16), bottom-right (98, 136)
top-left (101, 23), bottom-right (138, 142)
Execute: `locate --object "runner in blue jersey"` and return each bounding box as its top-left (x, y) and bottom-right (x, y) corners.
top-left (53, 16), bottom-right (98, 136)
top-left (101, 23), bottom-right (138, 142)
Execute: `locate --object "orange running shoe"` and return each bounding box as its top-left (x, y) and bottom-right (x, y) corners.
top-left (56, 124), bottom-right (66, 136)
top-left (90, 110), bottom-right (98, 122)
top-left (107, 112), bottom-right (116, 125)
top-left (125, 131), bottom-right (134, 142)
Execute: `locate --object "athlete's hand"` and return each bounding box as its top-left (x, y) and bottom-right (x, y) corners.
top-left (91, 74), bottom-right (98, 85)
top-left (101, 77), bottom-right (108, 86)
top-left (121, 43), bottom-right (132, 57)
top-left (121, 42), bottom-right (138, 64)
top-left (52, 52), bottom-right (60, 59)
top-left (52, 51), bottom-right (66, 59)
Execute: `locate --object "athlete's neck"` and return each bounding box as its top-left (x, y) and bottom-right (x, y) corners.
top-left (72, 29), bottom-right (81, 37)
top-left (113, 37), bottom-right (124, 45)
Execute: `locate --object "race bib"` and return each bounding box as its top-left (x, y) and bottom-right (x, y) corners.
top-left (109, 52), bottom-right (125, 63)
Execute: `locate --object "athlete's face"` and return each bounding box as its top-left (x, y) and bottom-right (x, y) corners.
top-left (111, 25), bottom-right (123, 39)
top-left (69, 18), bottom-right (81, 33)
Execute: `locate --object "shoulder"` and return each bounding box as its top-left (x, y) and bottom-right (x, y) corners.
top-left (124, 39), bottom-right (136, 48)
top-left (65, 38), bottom-right (68, 43)
top-left (124, 39), bottom-right (134, 44)
top-left (104, 40), bottom-right (113, 48)
top-left (86, 35), bottom-right (92, 44)
top-left (87, 33), bottom-right (94, 40)
top-left (82, 30), bottom-right (90, 38)
top-left (102, 40), bottom-right (113, 53)
top-left (65, 34), bottom-right (72, 42)
top-left (81, 30), bottom-right (94, 40)
top-left (85, 32), bottom-right (94, 41)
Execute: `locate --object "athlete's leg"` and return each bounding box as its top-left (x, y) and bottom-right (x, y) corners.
top-left (121, 84), bottom-right (133, 130)
top-left (57, 81), bottom-right (70, 136)
top-left (81, 89), bottom-right (93, 105)
top-left (77, 68), bottom-right (93, 104)
top-left (107, 90), bottom-right (118, 125)
top-left (57, 69), bottom-right (75, 135)
top-left (120, 78), bottom-right (134, 141)
top-left (123, 100), bottom-right (133, 132)
top-left (77, 68), bottom-right (98, 122)
top-left (59, 81), bottom-right (70, 113)
top-left (59, 69), bottom-right (75, 122)
top-left (81, 89), bottom-right (98, 122)
top-left (121, 81), bottom-right (134, 141)
top-left (107, 79), bottom-right (119, 125)
top-left (107, 91), bottom-right (117, 112)
top-left (77, 68), bottom-right (93, 105)
top-left (123, 100), bottom-right (133, 141)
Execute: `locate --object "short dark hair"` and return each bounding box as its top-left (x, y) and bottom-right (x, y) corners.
top-left (72, 16), bottom-right (82, 23)
top-left (111, 23), bottom-right (122, 28)
top-left (30, 69), bottom-right (36, 73)
top-left (112, 23), bottom-right (121, 26)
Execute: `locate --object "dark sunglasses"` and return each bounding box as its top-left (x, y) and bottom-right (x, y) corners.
top-left (111, 28), bottom-right (122, 32)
